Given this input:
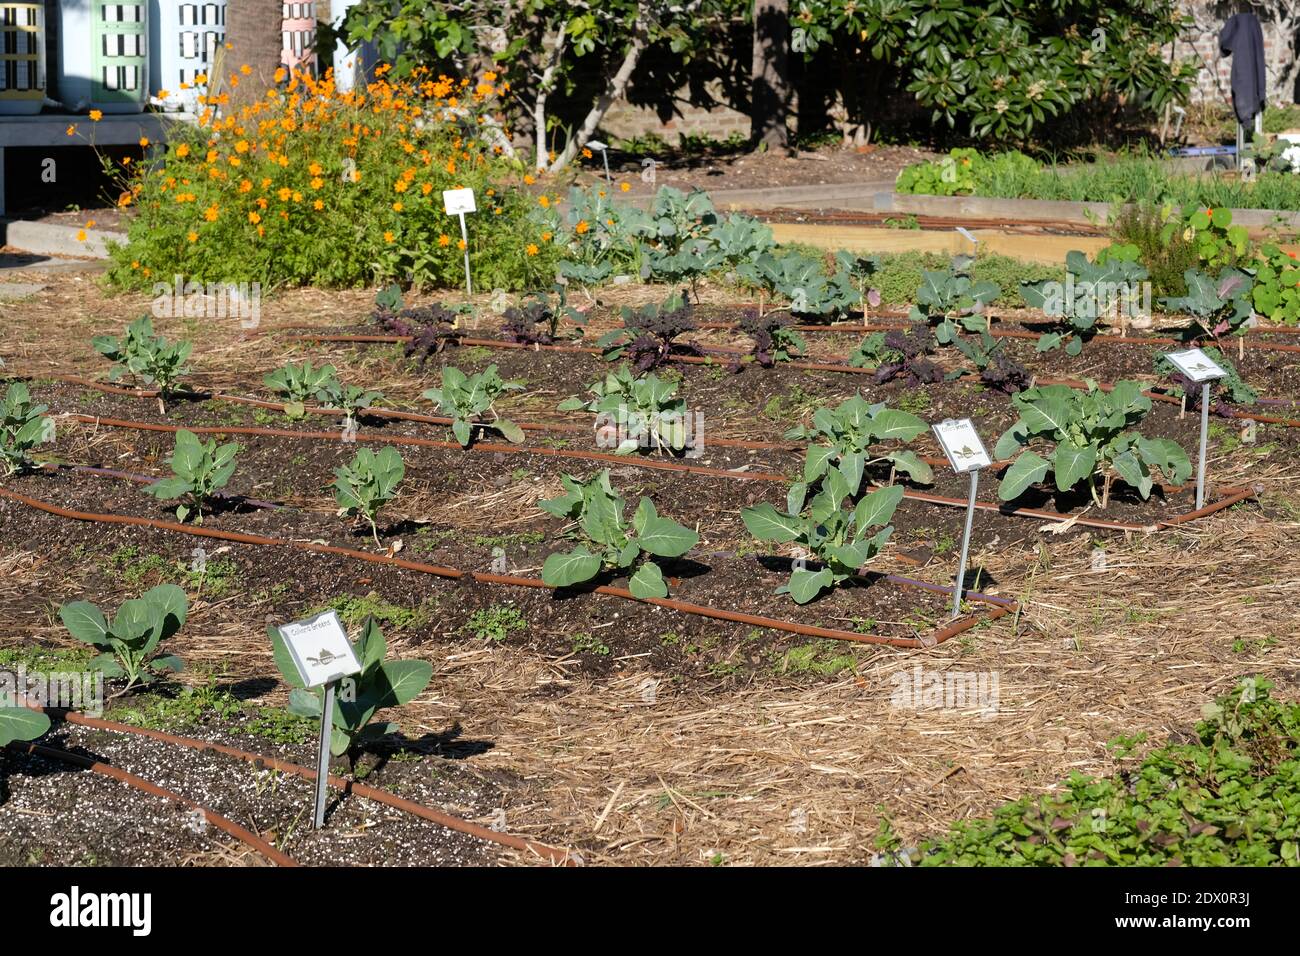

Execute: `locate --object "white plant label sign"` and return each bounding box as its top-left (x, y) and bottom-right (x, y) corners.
top-left (443, 188), bottom-right (477, 215)
top-left (933, 418), bottom-right (992, 474)
top-left (277, 610), bottom-right (362, 688)
top-left (1163, 348), bottom-right (1226, 382)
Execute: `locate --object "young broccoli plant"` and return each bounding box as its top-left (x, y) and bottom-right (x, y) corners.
top-left (1160, 269), bottom-right (1255, 343)
top-left (994, 381), bottom-right (1191, 508)
top-left (948, 330), bottom-right (1031, 394)
top-left (909, 257), bottom-right (1000, 345)
top-left (143, 429), bottom-right (240, 524)
top-left (318, 380), bottom-right (384, 431)
top-left (738, 310), bottom-right (806, 367)
top-left (785, 394), bottom-right (933, 492)
top-left (91, 316), bottom-right (192, 411)
top-left (742, 480), bottom-right (903, 604)
top-left (847, 327), bottom-right (943, 385)
top-left (597, 292), bottom-right (702, 374)
top-left (264, 360), bottom-right (339, 420)
top-left (1154, 347), bottom-right (1258, 413)
top-left (500, 285), bottom-right (587, 345)
top-left (539, 471), bottom-right (699, 598)
top-left (1020, 250), bottom-right (1150, 355)
top-left (422, 364), bottom-right (524, 446)
top-left (0, 382), bottom-right (54, 476)
top-left (59, 584), bottom-right (187, 693)
top-left (737, 251), bottom-right (858, 321)
top-left (835, 250), bottom-right (883, 311)
top-left (558, 365), bottom-right (692, 456)
top-left (333, 446), bottom-right (404, 548)
top-left (271, 615), bottom-right (433, 763)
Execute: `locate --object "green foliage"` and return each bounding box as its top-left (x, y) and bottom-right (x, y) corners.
top-left (0, 706), bottom-right (50, 747)
top-left (263, 360), bottom-right (339, 419)
top-left (59, 584), bottom-right (187, 692)
top-left (895, 148), bottom-right (983, 196)
top-left (1020, 249), bottom-right (1149, 354)
top-left (0, 382), bottom-right (53, 476)
top-left (994, 381), bottom-right (1191, 505)
top-left (272, 616), bottom-right (433, 759)
top-left (91, 316), bottom-right (192, 401)
top-left (873, 251), bottom-right (1056, 308)
top-left (912, 680), bottom-right (1300, 866)
top-left (539, 471), bottom-right (698, 598)
top-left (1159, 268), bottom-right (1254, 341)
top-left (737, 250), bottom-right (858, 319)
top-left (742, 480), bottom-right (902, 604)
top-left (1153, 347), bottom-right (1258, 408)
top-left (464, 605), bottom-right (527, 642)
top-left (909, 257), bottom-right (1000, 343)
top-left (597, 292), bottom-right (700, 374)
top-left (785, 395), bottom-right (932, 492)
top-left (422, 364), bottom-right (523, 446)
top-left (1162, 206), bottom-right (1251, 271)
top-left (332, 446), bottom-right (405, 548)
top-left (1250, 243), bottom-right (1300, 326)
top-left (558, 365), bottom-right (690, 455)
top-left (143, 429), bottom-right (240, 524)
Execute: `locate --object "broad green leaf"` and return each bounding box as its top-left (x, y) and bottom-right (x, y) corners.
top-left (0, 707), bottom-right (51, 747)
top-left (541, 548), bottom-right (602, 587)
top-left (638, 517), bottom-right (698, 558)
top-left (998, 451), bottom-right (1050, 501)
top-left (628, 561), bottom-right (668, 599)
top-left (854, 483), bottom-right (904, 530)
top-left (1052, 442), bottom-right (1097, 492)
top-left (741, 503), bottom-right (803, 543)
top-left (787, 567), bottom-right (834, 605)
top-left (376, 660), bottom-right (433, 707)
top-left (59, 601), bottom-right (110, 647)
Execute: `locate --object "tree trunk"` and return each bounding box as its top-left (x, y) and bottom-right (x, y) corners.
top-left (549, 19), bottom-right (648, 172)
top-left (225, 0), bottom-right (287, 109)
top-left (750, 0), bottom-right (792, 152)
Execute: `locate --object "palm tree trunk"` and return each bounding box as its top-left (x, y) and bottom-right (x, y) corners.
top-left (225, 0), bottom-right (287, 109)
top-left (750, 0), bottom-right (792, 152)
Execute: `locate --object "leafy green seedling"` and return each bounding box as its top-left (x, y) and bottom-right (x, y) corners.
top-left (539, 470), bottom-right (698, 598)
top-left (422, 364), bottom-right (523, 447)
top-left (333, 446), bottom-right (404, 548)
top-left (994, 380), bottom-right (1191, 507)
top-left (909, 258), bottom-right (1000, 344)
top-left (318, 380), bottom-right (384, 430)
top-left (143, 428), bottom-right (240, 524)
top-left (270, 616), bottom-right (432, 761)
top-left (1020, 249), bottom-right (1149, 355)
top-left (91, 316), bottom-right (192, 411)
top-left (59, 584), bottom-right (187, 692)
top-left (785, 394), bottom-right (932, 492)
top-left (0, 382), bottom-right (53, 476)
top-left (558, 365), bottom-right (690, 455)
top-left (263, 360), bottom-right (339, 419)
top-left (742, 478), bottom-right (903, 604)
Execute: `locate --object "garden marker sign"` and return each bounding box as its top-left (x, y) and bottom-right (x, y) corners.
top-left (587, 139), bottom-right (612, 183)
top-left (443, 188), bottom-right (477, 295)
top-left (1162, 348), bottom-right (1226, 510)
top-left (276, 610), bottom-right (362, 828)
top-left (932, 418), bottom-right (991, 618)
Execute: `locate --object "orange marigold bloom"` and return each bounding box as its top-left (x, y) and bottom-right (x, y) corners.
top-left (176, 143), bottom-right (190, 158)
top-left (248, 211), bottom-right (261, 224)
top-left (526, 244), bottom-right (539, 256)
top-left (313, 199), bottom-right (324, 211)
top-left (538, 196), bottom-right (550, 208)
top-left (309, 162), bottom-right (323, 176)
top-left (187, 231), bottom-right (198, 242)
top-left (620, 182), bottom-right (630, 192)
top-left (457, 239), bottom-right (466, 250)
top-left (278, 187), bottom-right (292, 201)
top-left (575, 220), bottom-right (589, 234)
top-left (393, 179), bottom-right (408, 193)
top-left (89, 109), bottom-right (103, 122)
top-left (239, 179), bottom-right (253, 193)
top-left (204, 205), bottom-right (219, 221)
top-left (541, 231), bottom-right (553, 241)
top-left (438, 234), bottom-right (451, 247)
top-left (384, 231), bottom-right (395, 243)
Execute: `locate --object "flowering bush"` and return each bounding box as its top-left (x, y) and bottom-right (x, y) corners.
top-left (105, 66), bottom-right (558, 292)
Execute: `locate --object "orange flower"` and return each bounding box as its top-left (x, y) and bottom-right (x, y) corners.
top-left (393, 179), bottom-right (408, 193)
top-left (384, 231), bottom-right (395, 243)
top-left (457, 239), bottom-right (467, 250)
top-left (620, 182), bottom-right (631, 192)
top-left (139, 136), bottom-right (150, 148)
top-left (310, 177), bottom-right (324, 189)
top-left (392, 201), bottom-right (404, 212)
top-left (526, 244), bottom-right (539, 256)
top-left (65, 125), bottom-right (76, 136)
top-left (309, 162), bottom-right (323, 176)
top-left (438, 234), bottom-right (451, 247)
top-left (575, 220), bottom-right (589, 234)
top-left (235, 140), bottom-right (249, 153)
top-left (204, 205), bottom-right (219, 221)
top-left (76, 230), bottom-right (87, 242)
top-left (312, 199), bottom-right (324, 211)
top-left (239, 179), bottom-right (253, 193)
top-left (278, 187), bottom-right (292, 201)
top-left (541, 231), bottom-right (553, 242)
top-left (582, 148), bottom-right (593, 159)
top-left (187, 231), bottom-right (198, 242)
top-left (274, 67), bottom-right (287, 83)
top-left (176, 143), bottom-right (190, 158)
top-left (538, 196), bottom-right (550, 208)
top-left (240, 64), bottom-right (252, 76)
top-left (89, 110), bottom-right (103, 122)
top-left (524, 174), bottom-right (535, 185)
top-left (248, 211), bottom-right (261, 224)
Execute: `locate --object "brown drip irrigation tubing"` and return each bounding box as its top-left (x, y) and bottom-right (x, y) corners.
top-left (6, 739), bottom-right (297, 867)
top-left (28, 710), bottom-right (573, 866)
top-left (53, 413), bottom-right (1257, 532)
top-left (0, 484), bottom-right (1004, 649)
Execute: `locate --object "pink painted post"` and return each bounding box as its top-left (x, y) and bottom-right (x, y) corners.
top-left (280, 1), bottom-right (315, 76)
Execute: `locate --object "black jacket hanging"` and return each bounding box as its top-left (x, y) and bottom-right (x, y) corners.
top-left (1219, 12), bottom-right (1267, 124)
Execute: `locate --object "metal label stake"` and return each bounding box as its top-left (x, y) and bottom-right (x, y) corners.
top-left (442, 188), bottom-right (477, 296)
top-left (1161, 348), bottom-right (1227, 510)
top-left (272, 610), bottom-right (363, 829)
top-left (588, 140), bottom-right (611, 183)
top-left (932, 419), bottom-right (992, 619)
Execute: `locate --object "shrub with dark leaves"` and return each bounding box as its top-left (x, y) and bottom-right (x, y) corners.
top-left (373, 302), bottom-right (462, 365)
top-left (949, 330), bottom-right (1031, 395)
top-left (598, 291), bottom-right (702, 374)
top-left (738, 309), bottom-right (806, 368)
top-left (500, 286), bottom-right (587, 346)
top-left (874, 327), bottom-right (943, 385)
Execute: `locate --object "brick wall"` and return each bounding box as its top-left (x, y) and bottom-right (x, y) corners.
top-left (1179, 1), bottom-right (1295, 105)
top-left (601, 84), bottom-right (751, 144)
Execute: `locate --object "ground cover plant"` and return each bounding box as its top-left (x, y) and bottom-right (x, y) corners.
top-left (143, 430), bottom-right (240, 525)
top-left (1153, 348), bottom-right (1258, 412)
top-left (1250, 244), bottom-right (1300, 326)
top-left (271, 616), bottom-right (433, 762)
top-left (539, 471), bottom-right (699, 599)
top-left (847, 327), bottom-right (944, 386)
top-left (904, 680), bottom-right (1300, 866)
top-left (1159, 269), bottom-right (1255, 342)
top-left (264, 360), bottom-right (340, 420)
top-left (994, 381), bottom-right (1191, 507)
top-left (58, 585), bottom-right (187, 693)
top-left (737, 250), bottom-right (858, 321)
top-left (500, 287), bottom-right (586, 345)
